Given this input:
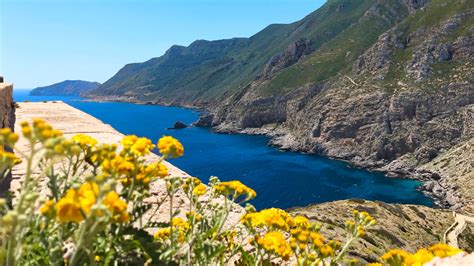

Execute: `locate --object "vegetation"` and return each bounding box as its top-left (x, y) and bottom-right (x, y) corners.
top-left (0, 119), bottom-right (465, 265)
top-left (90, 0), bottom-right (396, 102)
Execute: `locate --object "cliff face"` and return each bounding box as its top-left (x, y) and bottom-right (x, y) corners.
top-left (0, 81), bottom-right (16, 193)
top-left (210, 0), bottom-right (474, 211)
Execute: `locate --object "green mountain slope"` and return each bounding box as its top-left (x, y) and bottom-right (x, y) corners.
top-left (30, 80), bottom-right (101, 96)
top-left (89, 0), bottom-right (404, 104)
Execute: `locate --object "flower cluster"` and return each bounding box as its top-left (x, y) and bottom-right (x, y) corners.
top-left (157, 135), bottom-right (184, 158)
top-left (380, 243), bottom-right (462, 266)
top-left (0, 128), bottom-right (21, 174)
top-left (72, 134), bottom-right (98, 149)
top-left (213, 180), bottom-right (256, 202)
top-left (242, 207), bottom-right (346, 264)
top-left (122, 135), bottom-right (155, 156)
top-left (21, 118), bottom-right (63, 141)
top-left (154, 217), bottom-right (191, 243)
top-left (257, 231), bottom-right (293, 260)
top-left (242, 208), bottom-right (293, 231)
top-left (346, 210), bottom-right (377, 237)
top-left (41, 182), bottom-right (129, 223)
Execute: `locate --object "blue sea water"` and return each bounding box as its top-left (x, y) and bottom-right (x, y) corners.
top-left (14, 89), bottom-right (433, 209)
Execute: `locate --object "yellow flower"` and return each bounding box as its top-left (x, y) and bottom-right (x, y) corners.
top-left (408, 248), bottom-right (434, 265)
top-left (154, 228), bottom-right (171, 240)
top-left (319, 244), bottom-right (334, 257)
top-left (0, 149), bottom-right (22, 171)
top-left (357, 225), bottom-right (365, 237)
top-left (381, 249), bottom-right (411, 265)
top-left (298, 234), bottom-right (308, 243)
top-left (121, 135), bottom-right (138, 148)
top-left (185, 211), bottom-right (202, 222)
top-left (256, 231), bottom-right (292, 260)
top-left (428, 243), bottom-right (461, 258)
top-left (171, 217), bottom-right (190, 229)
top-left (157, 136), bottom-right (184, 158)
top-left (136, 162), bottom-right (168, 184)
top-left (55, 182), bottom-right (98, 222)
top-left (155, 217), bottom-right (190, 243)
top-left (56, 190), bottom-right (84, 223)
top-left (192, 184), bottom-right (207, 196)
top-left (122, 135), bottom-right (155, 156)
top-left (21, 125), bottom-right (32, 138)
top-left (72, 134), bottom-right (98, 148)
top-left (103, 191), bottom-right (129, 223)
top-left (39, 200), bottom-right (55, 215)
top-left (132, 138), bottom-right (154, 156)
top-left (101, 156), bottom-right (135, 175)
top-left (293, 215), bottom-right (309, 228)
top-left (0, 128), bottom-right (19, 147)
top-left (77, 182), bottom-right (99, 214)
top-left (94, 256), bottom-right (101, 262)
top-left (213, 180), bottom-right (256, 202)
top-left (241, 208), bottom-right (292, 231)
top-left (310, 232), bottom-right (324, 248)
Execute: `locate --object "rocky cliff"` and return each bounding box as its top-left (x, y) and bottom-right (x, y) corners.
top-left (211, 0), bottom-right (474, 212)
top-left (0, 79), bottom-right (16, 193)
top-left (87, 0), bottom-right (473, 211)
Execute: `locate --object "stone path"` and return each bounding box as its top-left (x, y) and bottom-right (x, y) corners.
top-left (12, 101), bottom-right (190, 189)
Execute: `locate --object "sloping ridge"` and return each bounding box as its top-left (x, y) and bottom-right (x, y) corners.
top-left (88, 0), bottom-right (395, 104)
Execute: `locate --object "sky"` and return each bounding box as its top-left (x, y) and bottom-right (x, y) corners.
top-left (1, 0), bottom-right (325, 88)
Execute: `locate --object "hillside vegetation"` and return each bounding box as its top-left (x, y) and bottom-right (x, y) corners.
top-left (30, 80), bottom-right (101, 96)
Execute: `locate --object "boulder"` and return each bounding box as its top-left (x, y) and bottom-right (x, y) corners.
top-left (169, 121), bottom-right (188, 129)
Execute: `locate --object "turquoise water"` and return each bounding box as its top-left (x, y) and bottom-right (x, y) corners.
top-left (14, 90), bottom-right (433, 209)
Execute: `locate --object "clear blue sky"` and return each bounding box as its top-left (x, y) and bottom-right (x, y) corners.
top-left (1, 0), bottom-right (325, 88)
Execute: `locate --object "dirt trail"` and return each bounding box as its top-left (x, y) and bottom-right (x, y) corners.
top-left (446, 212), bottom-right (474, 248)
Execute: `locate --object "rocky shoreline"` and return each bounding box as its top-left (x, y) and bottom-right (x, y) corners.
top-left (211, 124), bottom-right (467, 211)
top-left (84, 95), bottom-right (466, 213)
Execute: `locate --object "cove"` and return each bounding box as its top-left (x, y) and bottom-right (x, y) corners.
top-left (14, 90), bottom-right (434, 210)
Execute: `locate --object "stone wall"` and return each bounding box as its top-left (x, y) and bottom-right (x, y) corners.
top-left (0, 80), bottom-right (16, 193)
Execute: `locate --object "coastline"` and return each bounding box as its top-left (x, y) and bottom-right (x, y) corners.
top-left (82, 95), bottom-right (464, 212)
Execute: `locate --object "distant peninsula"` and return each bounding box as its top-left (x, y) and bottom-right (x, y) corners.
top-left (30, 80), bottom-right (101, 96)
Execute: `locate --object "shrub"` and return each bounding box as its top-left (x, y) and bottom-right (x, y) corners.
top-left (0, 120), bottom-right (463, 265)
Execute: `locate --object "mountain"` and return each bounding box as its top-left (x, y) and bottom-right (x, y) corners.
top-left (30, 80), bottom-right (101, 96)
top-left (87, 0), bottom-right (474, 212)
top-left (88, 0), bottom-right (400, 104)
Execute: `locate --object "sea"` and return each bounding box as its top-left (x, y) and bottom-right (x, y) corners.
top-left (14, 89), bottom-right (433, 210)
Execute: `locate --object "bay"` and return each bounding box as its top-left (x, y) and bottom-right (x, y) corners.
top-left (14, 90), bottom-right (433, 209)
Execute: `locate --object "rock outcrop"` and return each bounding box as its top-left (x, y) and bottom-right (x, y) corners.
top-left (169, 121), bottom-right (188, 129)
top-left (0, 80), bottom-right (16, 193)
